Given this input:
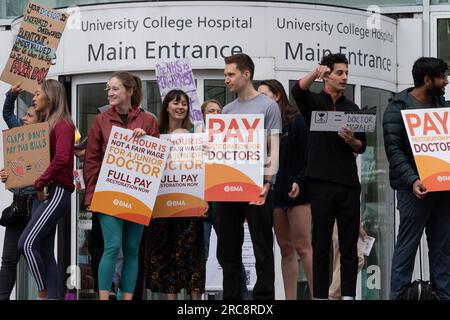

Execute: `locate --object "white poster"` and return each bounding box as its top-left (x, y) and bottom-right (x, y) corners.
top-left (205, 114), bottom-right (264, 202)
top-left (153, 133), bottom-right (208, 217)
top-left (310, 111), bottom-right (376, 132)
top-left (90, 126), bottom-right (170, 225)
top-left (205, 223), bottom-right (256, 291)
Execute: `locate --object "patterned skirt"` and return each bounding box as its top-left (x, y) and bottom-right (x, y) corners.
top-left (144, 217), bottom-right (205, 294)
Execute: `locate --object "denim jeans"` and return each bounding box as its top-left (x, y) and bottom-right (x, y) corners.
top-left (0, 224), bottom-right (25, 300)
top-left (390, 190), bottom-right (450, 300)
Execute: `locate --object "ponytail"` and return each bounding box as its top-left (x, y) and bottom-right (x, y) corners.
top-left (110, 71), bottom-right (143, 107)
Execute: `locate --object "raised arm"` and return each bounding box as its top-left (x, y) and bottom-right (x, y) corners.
top-left (2, 83), bottom-right (23, 129)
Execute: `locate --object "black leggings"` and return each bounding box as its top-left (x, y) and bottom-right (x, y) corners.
top-left (18, 186), bottom-right (71, 298)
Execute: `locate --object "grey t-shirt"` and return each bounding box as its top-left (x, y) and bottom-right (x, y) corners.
top-left (223, 93), bottom-right (282, 135)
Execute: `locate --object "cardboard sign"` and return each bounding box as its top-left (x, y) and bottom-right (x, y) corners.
top-left (153, 133), bottom-right (208, 218)
top-left (205, 114), bottom-right (264, 202)
top-left (401, 108), bottom-right (450, 191)
top-left (0, 1), bottom-right (69, 94)
top-left (90, 126), bottom-right (170, 225)
top-left (155, 59), bottom-right (203, 127)
top-left (310, 111), bottom-right (376, 132)
top-left (2, 122), bottom-right (50, 189)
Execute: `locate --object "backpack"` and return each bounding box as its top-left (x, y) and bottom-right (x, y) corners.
top-left (398, 280), bottom-right (438, 300)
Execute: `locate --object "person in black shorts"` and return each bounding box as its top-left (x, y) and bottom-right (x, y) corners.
top-left (258, 79), bottom-right (313, 299)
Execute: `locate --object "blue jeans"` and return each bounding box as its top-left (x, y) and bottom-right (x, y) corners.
top-left (0, 224), bottom-right (25, 300)
top-left (390, 190), bottom-right (450, 300)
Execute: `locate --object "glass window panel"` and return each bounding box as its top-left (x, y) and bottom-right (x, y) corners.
top-left (204, 79), bottom-right (236, 107)
top-left (76, 82), bottom-right (107, 299)
top-left (0, 0), bottom-right (424, 19)
top-left (360, 86), bottom-right (395, 300)
top-left (437, 18), bottom-right (450, 68)
top-left (144, 80), bottom-right (161, 117)
top-left (431, 0), bottom-right (450, 4)
top-left (77, 83), bottom-right (108, 138)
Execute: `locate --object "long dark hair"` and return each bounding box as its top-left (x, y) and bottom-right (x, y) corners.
top-left (110, 71), bottom-right (143, 107)
top-left (157, 89), bottom-right (193, 133)
top-left (41, 79), bottom-right (73, 130)
top-left (259, 79), bottom-right (299, 128)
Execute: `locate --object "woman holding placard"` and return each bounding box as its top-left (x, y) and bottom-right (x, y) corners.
top-left (83, 71), bottom-right (159, 300)
top-left (17, 79), bottom-right (75, 300)
top-left (146, 89), bottom-right (205, 300)
top-left (257, 79), bottom-right (313, 299)
top-left (0, 83), bottom-right (40, 300)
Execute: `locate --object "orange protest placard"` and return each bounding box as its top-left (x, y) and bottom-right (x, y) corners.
top-left (90, 126), bottom-right (170, 225)
top-left (402, 108), bottom-right (450, 191)
top-left (205, 115), bottom-right (264, 202)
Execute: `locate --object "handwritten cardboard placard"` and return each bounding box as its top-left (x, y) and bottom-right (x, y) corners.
top-left (90, 126), bottom-right (170, 226)
top-left (2, 122), bottom-right (50, 188)
top-left (0, 1), bottom-right (69, 94)
top-left (155, 59), bottom-right (203, 127)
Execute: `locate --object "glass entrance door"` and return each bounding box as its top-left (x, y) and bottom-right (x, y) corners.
top-left (431, 13), bottom-right (450, 102)
top-left (71, 72), bottom-right (239, 299)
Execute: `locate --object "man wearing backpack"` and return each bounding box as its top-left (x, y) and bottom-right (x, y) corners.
top-left (383, 57), bottom-right (450, 300)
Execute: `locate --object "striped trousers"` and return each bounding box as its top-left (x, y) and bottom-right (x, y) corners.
top-left (18, 186), bottom-right (71, 299)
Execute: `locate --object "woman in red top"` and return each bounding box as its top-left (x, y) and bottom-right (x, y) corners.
top-left (83, 71), bottom-right (159, 300)
top-left (18, 79), bottom-right (75, 300)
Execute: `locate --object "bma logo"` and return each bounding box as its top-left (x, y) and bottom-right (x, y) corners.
top-left (113, 199), bottom-right (131, 209)
top-left (166, 200), bottom-right (186, 207)
top-left (224, 185), bottom-right (244, 192)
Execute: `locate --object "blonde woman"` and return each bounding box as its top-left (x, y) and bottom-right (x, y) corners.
top-left (18, 79), bottom-right (75, 299)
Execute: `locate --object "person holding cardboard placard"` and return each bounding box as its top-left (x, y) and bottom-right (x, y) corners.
top-left (145, 89), bottom-right (205, 300)
top-left (83, 71), bottom-right (159, 300)
top-left (383, 57), bottom-right (450, 300)
top-left (0, 82), bottom-right (40, 300)
top-left (201, 99), bottom-right (249, 298)
top-left (291, 53), bottom-right (366, 300)
top-left (17, 79), bottom-right (75, 300)
top-left (216, 54), bottom-right (282, 300)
